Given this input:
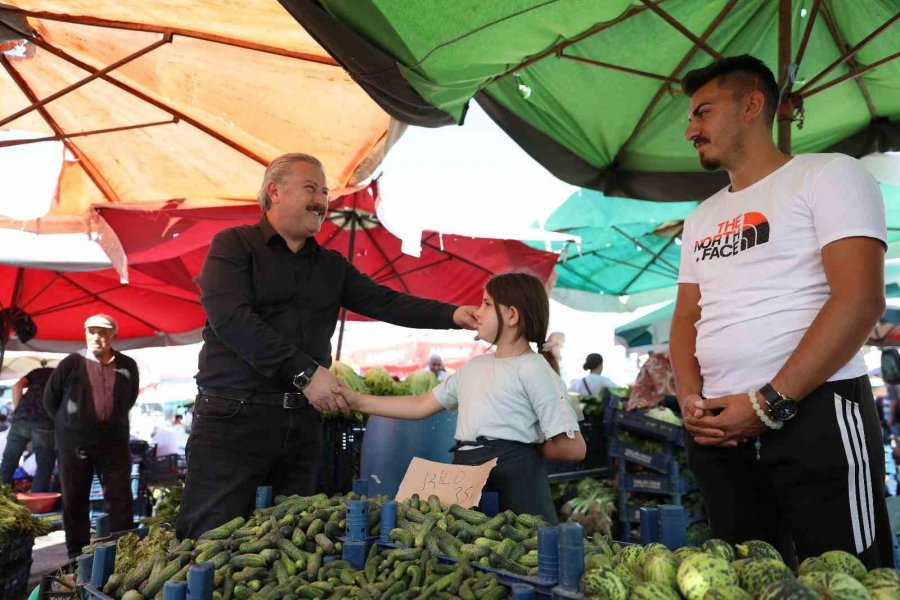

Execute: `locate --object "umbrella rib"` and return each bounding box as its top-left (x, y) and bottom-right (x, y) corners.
top-left (0, 119), bottom-right (178, 148)
top-left (556, 53), bottom-right (681, 84)
top-left (14, 273), bottom-right (64, 314)
top-left (796, 12), bottom-right (900, 96)
top-left (0, 32), bottom-right (170, 129)
top-left (420, 234), bottom-right (498, 277)
top-left (619, 227), bottom-right (681, 296)
top-left (357, 221), bottom-right (411, 293)
top-left (808, 3), bottom-right (882, 116)
top-left (615, 0), bottom-right (738, 162)
top-left (638, 0), bottom-right (723, 60)
top-left (490, 3), bottom-right (653, 84)
top-left (371, 255), bottom-right (452, 283)
top-left (571, 249), bottom-right (679, 280)
top-left (802, 52), bottom-right (900, 99)
top-left (20, 35), bottom-right (269, 166)
top-left (319, 217), bottom-right (347, 249)
top-left (611, 226), bottom-right (681, 273)
top-left (0, 55), bottom-right (120, 203)
top-left (26, 282), bottom-right (127, 317)
top-left (792, 0), bottom-right (823, 71)
top-left (1, 7), bottom-right (339, 66)
top-left (56, 272), bottom-right (197, 331)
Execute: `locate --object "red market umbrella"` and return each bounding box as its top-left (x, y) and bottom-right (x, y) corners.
top-left (88, 183), bottom-right (559, 360)
top-left (351, 338), bottom-right (488, 378)
top-left (0, 259), bottom-right (207, 369)
top-left (92, 201), bottom-right (262, 281)
top-left (320, 181), bottom-right (560, 358)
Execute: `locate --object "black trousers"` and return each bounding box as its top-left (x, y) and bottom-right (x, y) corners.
top-left (453, 439), bottom-right (557, 523)
top-left (176, 392), bottom-right (323, 540)
top-left (687, 376), bottom-right (894, 570)
top-left (58, 440), bottom-right (133, 558)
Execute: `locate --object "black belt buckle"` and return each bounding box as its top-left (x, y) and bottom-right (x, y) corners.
top-left (283, 392), bottom-right (306, 409)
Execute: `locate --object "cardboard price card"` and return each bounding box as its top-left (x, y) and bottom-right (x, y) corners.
top-left (395, 457), bottom-right (498, 509)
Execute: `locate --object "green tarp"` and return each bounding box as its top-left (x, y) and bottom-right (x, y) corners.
top-left (285, 0), bottom-right (900, 200)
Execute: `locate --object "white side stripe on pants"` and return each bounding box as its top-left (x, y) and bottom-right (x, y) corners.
top-left (849, 399), bottom-right (876, 547)
top-left (834, 393), bottom-right (874, 553)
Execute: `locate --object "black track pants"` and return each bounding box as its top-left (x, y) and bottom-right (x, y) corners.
top-left (687, 376), bottom-right (894, 569)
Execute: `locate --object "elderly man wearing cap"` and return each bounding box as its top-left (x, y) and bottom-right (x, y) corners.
top-left (44, 314), bottom-right (140, 558)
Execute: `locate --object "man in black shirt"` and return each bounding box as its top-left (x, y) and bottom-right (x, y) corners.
top-left (177, 153), bottom-right (477, 539)
top-left (0, 363), bottom-right (56, 491)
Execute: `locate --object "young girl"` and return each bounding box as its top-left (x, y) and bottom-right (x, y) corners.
top-left (333, 272), bottom-right (585, 522)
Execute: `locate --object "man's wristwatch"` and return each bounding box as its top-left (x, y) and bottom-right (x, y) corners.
top-left (758, 383), bottom-right (799, 421)
top-left (292, 363), bottom-right (319, 391)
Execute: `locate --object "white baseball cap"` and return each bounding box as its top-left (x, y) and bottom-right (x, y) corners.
top-left (84, 314), bottom-right (118, 330)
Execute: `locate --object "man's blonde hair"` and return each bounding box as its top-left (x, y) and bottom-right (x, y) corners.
top-left (257, 153), bottom-right (324, 211)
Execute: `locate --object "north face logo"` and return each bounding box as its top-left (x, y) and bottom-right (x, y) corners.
top-left (693, 212), bottom-right (770, 261)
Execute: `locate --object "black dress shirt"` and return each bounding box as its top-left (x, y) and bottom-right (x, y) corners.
top-left (196, 215), bottom-right (459, 392)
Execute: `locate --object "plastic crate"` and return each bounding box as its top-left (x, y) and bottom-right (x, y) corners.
top-left (607, 438), bottom-right (674, 474)
top-left (608, 407), bottom-right (685, 446)
top-left (0, 535), bottom-right (34, 568)
top-left (81, 584), bottom-right (112, 600)
top-left (623, 472), bottom-right (696, 495)
top-left (0, 561), bottom-right (31, 600)
top-left (317, 420), bottom-right (364, 495)
top-left (143, 454), bottom-right (182, 486)
top-left (623, 502), bottom-right (705, 524)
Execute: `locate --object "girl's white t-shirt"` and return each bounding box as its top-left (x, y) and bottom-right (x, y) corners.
top-left (432, 353), bottom-right (578, 444)
top-left (678, 153), bottom-right (886, 398)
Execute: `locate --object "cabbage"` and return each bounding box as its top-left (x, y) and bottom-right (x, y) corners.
top-left (645, 406), bottom-right (683, 426)
top-left (404, 371), bottom-right (439, 395)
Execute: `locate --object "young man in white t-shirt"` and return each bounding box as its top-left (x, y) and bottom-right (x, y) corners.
top-left (670, 55), bottom-right (892, 569)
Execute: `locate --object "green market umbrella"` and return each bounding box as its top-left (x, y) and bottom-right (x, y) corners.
top-left (545, 182), bottom-right (900, 311)
top-left (539, 189), bottom-right (696, 312)
top-left (283, 0), bottom-right (900, 200)
top-left (614, 301), bottom-right (675, 353)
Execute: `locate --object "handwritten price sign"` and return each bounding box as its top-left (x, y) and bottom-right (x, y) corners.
top-left (395, 457), bottom-right (498, 508)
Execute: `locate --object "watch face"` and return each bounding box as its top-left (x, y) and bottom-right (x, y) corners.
top-left (771, 400), bottom-right (799, 421)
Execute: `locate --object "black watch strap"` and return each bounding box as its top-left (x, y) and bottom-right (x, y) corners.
top-left (293, 363), bottom-right (319, 390)
top-left (758, 383), bottom-right (780, 407)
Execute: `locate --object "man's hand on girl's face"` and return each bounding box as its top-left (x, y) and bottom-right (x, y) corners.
top-left (453, 306), bottom-right (478, 329)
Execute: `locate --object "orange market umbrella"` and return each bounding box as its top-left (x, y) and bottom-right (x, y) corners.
top-left (0, 1), bottom-right (397, 234)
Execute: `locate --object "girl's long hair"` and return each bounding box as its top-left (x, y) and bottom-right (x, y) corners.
top-left (484, 272), bottom-right (558, 374)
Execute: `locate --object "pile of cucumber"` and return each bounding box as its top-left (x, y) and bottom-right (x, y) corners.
top-left (388, 494), bottom-right (548, 578)
top-left (92, 492), bottom-right (513, 599)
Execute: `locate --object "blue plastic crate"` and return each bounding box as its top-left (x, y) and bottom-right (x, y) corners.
top-left (623, 502), bottom-right (705, 524)
top-left (607, 438), bottom-right (675, 474)
top-left (81, 583), bottom-right (112, 600)
top-left (623, 472), bottom-right (696, 495)
top-left (609, 408), bottom-right (685, 446)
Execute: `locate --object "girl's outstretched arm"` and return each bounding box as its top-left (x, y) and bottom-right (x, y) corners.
top-left (541, 431), bottom-right (586, 462)
top-left (332, 386), bottom-right (445, 420)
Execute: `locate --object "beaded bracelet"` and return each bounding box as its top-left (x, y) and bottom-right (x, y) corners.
top-left (748, 389), bottom-right (784, 430)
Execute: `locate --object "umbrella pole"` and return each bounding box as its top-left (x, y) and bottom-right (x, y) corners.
top-left (0, 337), bottom-right (7, 379)
top-left (335, 199), bottom-right (360, 363)
top-left (0, 267), bottom-right (26, 377)
top-left (336, 310), bottom-right (348, 361)
top-left (777, 0), bottom-right (792, 154)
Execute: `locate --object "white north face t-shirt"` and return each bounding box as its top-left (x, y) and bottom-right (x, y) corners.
top-left (678, 153), bottom-right (886, 398)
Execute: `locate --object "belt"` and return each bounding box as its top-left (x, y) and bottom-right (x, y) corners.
top-left (450, 437), bottom-right (540, 452)
top-left (198, 387), bottom-right (309, 409)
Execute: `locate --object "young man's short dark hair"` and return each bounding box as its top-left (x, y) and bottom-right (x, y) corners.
top-left (682, 55), bottom-right (780, 126)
